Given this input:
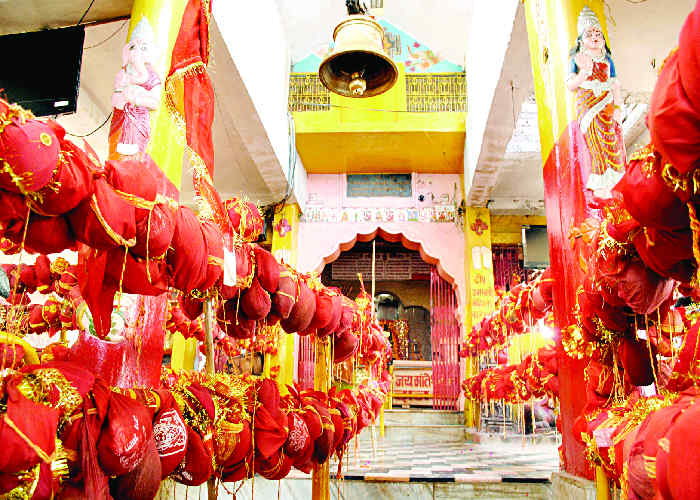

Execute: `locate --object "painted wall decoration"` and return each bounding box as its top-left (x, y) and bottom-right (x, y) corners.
top-left (300, 206), bottom-right (456, 224)
top-left (297, 173), bottom-right (466, 328)
top-left (292, 19), bottom-right (463, 73)
top-left (393, 368), bottom-right (433, 397)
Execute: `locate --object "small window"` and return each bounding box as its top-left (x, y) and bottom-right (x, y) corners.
top-left (346, 174), bottom-right (412, 198)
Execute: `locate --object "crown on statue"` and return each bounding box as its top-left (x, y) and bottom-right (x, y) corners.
top-left (577, 6), bottom-right (602, 38)
top-left (129, 17), bottom-right (156, 45)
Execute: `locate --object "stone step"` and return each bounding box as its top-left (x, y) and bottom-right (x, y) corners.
top-left (357, 424), bottom-right (467, 445)
top-left (162, 477), bottom-right (553, 500)
top-left (350, 410), bottom-right (467, 444)
top-left (382, 409), bottom-right (464, 426)
top-left (467, 430), bottom-right (561, 446)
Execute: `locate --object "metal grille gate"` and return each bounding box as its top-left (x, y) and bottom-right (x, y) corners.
top-left (430, 267), bottom-right (460, 410)
top-left (297, 336), bottom-right (315, 390)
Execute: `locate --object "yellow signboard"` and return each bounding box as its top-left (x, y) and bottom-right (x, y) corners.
top-left (271, 204), bottom-right (300, 392)
top-left (465, 207), bottom-right (496, 331)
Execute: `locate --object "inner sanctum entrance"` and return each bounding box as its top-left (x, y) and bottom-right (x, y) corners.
top-left (304, 235), bottom-right (461, 410)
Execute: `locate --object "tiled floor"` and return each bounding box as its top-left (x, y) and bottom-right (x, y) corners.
top-left (287, 439), bottom-right (560, 483)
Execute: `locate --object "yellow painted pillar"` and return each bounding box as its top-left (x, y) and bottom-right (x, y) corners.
top-left (463, 207), bottom-right (496, 428)
top-left (183, 337), bottom-right (198, 371)
top-left (312, 336), bottom-right (332, 500)
top-left (170, 331), bottom-right (186, 372)
top-left (595, 466), bottom-right (611, 500)
top-left (118, 0), bottom-right (188, 188)
top-left (271, 204), bottom-right (300, 392)
top-left (522, 0), bottom-right (609, 478)
top-left (117, 0), bottom-right (189, 375)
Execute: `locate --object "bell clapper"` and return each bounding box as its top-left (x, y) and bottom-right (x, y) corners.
top-left (349, 71), bottom-right (367, 96)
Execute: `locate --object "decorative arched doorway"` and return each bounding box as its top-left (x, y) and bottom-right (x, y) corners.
top-left (297, 227), bottom-right (463, 410)
top-left (297, 224), bottom-right (465, 325)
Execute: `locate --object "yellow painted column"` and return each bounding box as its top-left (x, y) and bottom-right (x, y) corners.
top-left (595, 466), bottom-right (611, 500)
top-left (123, 0), bottom-right (188, 188)
top-left (117, 0), bottom-right (190, 376)
top-left (183, 337), bottom-right (198, 371)
top-left (312, 337), bottom-right (332, 500)
top-left (523, 0), bottom-right (608, 478)
top-left (170, 331), bottom-right (186, 372)
top-left (463, 207), bottom-right (496, 428)
top-left (122, 0), bottom-right (191, 377)
top-left (270, 204), bottom-right (300, 392)
top-left (523, 0), bottom-right (610, 157)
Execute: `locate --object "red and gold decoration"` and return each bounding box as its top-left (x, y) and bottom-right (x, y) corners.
top-left (462, 345), bottom-right (559, 404)
top-left (0, 0), bottom-right (398, 497)
top-left (463, 271), bottom-right (554, 357)
top-left (482, 0), bottom-right (700, 494)
top-left (0, 357), bottom-right (390, 498)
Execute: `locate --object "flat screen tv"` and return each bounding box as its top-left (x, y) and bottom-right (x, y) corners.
top-left (0, 26), bottom-right (85, 117)
top-left (522, 225), bottom-right (550, 269)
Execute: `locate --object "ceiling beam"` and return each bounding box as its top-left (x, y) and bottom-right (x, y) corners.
top-left (203, 4), bottom-right (307, 209)
top-left (465, 2), bottom-right (532, 207)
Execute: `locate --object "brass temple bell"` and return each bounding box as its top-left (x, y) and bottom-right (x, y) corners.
top-left (318, 15), bottom-right (398, 98)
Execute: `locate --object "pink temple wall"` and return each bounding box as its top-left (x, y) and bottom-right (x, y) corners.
top-left (296, 174), bottom-right (466, 325)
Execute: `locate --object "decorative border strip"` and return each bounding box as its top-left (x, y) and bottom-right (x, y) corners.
top-left (300, 206), bottom-right (457, 224)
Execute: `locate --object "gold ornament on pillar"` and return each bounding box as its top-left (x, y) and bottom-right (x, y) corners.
top-left (318, 2), bottom-right (398, 98)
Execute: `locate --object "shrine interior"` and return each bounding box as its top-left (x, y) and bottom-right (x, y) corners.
top-left (0, 0), bottom-right (699, 499)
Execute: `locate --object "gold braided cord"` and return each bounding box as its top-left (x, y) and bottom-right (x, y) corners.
top-left (3, 415), bottom-right (53, 463)
top-left (208, 255), bottom-right (224, 266)
top-left (643, 454), bottom-right (657, 479)
top-left (0, 102), bottom-right (35, 132)
top-left (88, 194), bottom-right (136, 247)
top-left (0, 162), bottom-right (38, 200)
top-left (688, 202), bottom-right (700, 284)
top-left (113, 189), bottom-right (179, 211)
top-left (49, 257), bottom-right (69, 275)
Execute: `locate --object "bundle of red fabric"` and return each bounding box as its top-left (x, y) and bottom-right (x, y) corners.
top-left (463, 271), bottom-right (555, 355)
top-left (224, 198), bottom-right (264, 242)
top-left (462, 345), bottom-right (559, 404)
top-left (0, 99), bottom-right (60, 195)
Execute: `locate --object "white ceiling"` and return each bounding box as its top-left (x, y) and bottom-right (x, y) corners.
top-left (0, 0), bottom-right (132, 35)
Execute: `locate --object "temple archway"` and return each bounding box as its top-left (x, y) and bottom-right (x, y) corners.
top-left (296, 224), bottom-right (465, 326)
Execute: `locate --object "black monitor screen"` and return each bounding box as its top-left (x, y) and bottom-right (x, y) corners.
top-left (0, 26), bottom-right (85, 117)
top-left (523, 225), bottom-right (550, 269)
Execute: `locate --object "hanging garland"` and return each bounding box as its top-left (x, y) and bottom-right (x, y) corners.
top-left (0, 355), bottom-right (390, 498)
